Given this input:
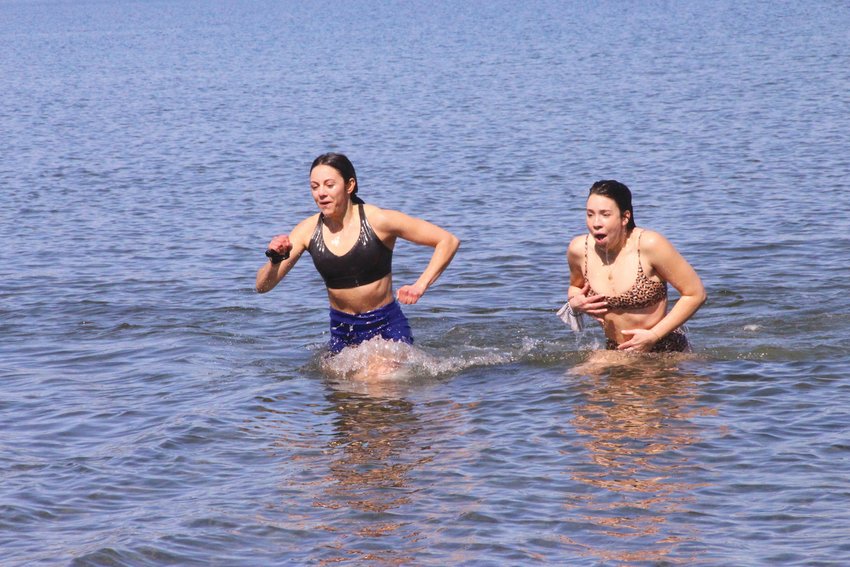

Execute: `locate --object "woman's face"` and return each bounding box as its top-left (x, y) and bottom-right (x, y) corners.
top-left (310, 164), bottom-right (355, 217)
top-left (586, 193), bottom-right (629, 249)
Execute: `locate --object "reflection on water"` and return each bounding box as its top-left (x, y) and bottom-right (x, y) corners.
top-left (251, 377), bottom-right (436, 565)
top-left (563, 353), bottom-right (715, 563)
top-left (316, 384), bottom-right (433, 565)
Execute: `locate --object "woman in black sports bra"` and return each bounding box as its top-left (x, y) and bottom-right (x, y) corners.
top-left (566, 180), bottom-right (706, 353)
top-left (256, 153), bottom-right (460, 354)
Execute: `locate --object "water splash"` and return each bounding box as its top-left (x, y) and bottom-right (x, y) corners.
top-left (315, 336), bottom-right (512, 383)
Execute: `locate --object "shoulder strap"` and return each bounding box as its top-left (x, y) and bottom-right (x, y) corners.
top-left (583, 234), bottom-right (589, 277)
top-left (635, 229), bottom-right (646, 274)
top-left (309, 213), bottom-right (324, 249)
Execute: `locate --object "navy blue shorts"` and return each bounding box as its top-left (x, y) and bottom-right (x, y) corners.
top-left (328, 300), bottom-right (413, 354)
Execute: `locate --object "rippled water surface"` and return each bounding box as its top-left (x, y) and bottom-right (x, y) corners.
top-left (2, 1), bottom-right (849, 565)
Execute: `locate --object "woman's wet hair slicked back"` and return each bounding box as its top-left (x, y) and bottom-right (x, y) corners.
top-left (589, 179), bottom-right (635, 230)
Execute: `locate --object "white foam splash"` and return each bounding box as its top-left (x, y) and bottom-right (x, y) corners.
top-left (317, 336), bottom-right (511, 383)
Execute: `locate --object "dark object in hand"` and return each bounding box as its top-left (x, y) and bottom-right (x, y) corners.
top-left (265, 249), bottom-right (290, 264)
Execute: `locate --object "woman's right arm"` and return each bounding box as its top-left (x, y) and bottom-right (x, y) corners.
top-left (255, 217), bottom-right (313, 294)
top-left (566, 236), bottom-right (608, 322)
top-left (566, 236), bottom-right (586, 301)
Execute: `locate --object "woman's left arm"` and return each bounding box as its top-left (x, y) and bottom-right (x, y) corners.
top-left (643, 230), bottom-right (707, 339)
top-left (373, 208), bottom-right (460, 304)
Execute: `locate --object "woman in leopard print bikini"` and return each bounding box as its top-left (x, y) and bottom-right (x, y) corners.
top-left (566, 180), bottom-right (706, 353)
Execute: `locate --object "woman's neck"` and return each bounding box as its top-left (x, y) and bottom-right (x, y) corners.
top-left (322, 201), bottom-right (356, 232)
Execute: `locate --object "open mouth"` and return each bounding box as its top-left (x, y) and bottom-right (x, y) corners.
top-left (593, 233), bottom-right (606, 242)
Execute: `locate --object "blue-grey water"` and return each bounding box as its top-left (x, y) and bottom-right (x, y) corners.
top-left (2, 1), bottom-right (849, 565)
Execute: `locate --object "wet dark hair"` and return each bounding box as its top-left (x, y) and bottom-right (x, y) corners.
top-left (588, 179), bottom-right (635, 231)
top-left (310, 152), bottom-right (365, 204)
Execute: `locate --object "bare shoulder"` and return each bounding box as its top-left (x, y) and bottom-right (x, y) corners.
top-left (639, 228), bottom-right (673, 249)
top-left (292, 213), bottom-right (320, 233)
top-left (289, 213), bottom-right (320, 246)
top-left (362, 202), bottom-right (388, 220)
top-left (363, 204), bottom-right (410, 230)
top-left (567, 234), bottom-right (587, 260)
top-left (638, 228), bottom-right (681, 262)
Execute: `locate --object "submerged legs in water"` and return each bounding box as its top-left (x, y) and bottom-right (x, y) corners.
top-left (322, 337), bottom-right (414, 382)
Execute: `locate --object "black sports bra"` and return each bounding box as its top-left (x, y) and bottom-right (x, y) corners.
top-left (307, 204), bottom-right (393, 289)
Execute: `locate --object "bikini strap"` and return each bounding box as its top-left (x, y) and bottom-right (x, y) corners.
top-left (583, 234), bottom-right (589, 277)
top-left (636, 229), bottom-right (645, 274)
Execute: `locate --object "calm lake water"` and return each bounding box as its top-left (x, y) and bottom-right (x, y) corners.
top-left (2, 1), bottom-right (849, 565)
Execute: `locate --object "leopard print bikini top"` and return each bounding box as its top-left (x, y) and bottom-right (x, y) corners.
top-left (584, 231), bottom-right (667, 310)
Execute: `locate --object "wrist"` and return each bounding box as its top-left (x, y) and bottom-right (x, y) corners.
top-left (265, 249), bottom-right (290, 265)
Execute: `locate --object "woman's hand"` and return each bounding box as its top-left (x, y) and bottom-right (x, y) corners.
top-left (570, 282), bottom-right (608, 323)
top-left (618, 328), bottom-right (660, 353)
top-left (268, 234), bottom-right (293, 257)
top-left (396, 283), bottom-right (426, 305)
